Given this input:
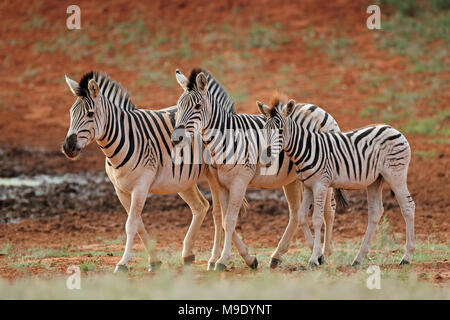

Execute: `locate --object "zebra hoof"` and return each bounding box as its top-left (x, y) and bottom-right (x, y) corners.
top-left (270, 258), bottom-right (282, 269)
top-left (215, 263), bottom-right (227, 272)
top-left (114, 264), bottom-right (128, 273)
top-left (351, 260), bottom-right (360, 267)
top-left (183, 255), bottom-right (195, 265)
top-left (249, 257), bottom-right (258, 270)
top-left (318, 255), bottom-right (325, 265)
top-left (399, 259), bottom-right (410, 266)
top-left (308, 261), bottom-right (319, 268)
top-left (148, 261), bottom-right (162, 272)
top-left (207, 263), bottom-right (216, 271)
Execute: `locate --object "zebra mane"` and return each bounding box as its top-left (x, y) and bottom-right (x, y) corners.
top-left (270, 92), bottom-right (288, 110)
top-left (266, 91), bottom-right (288, 116)
top-left (187, 68), bottom-right (236, 114)
top-left (186, 68), bottom-right (203, 91)
top-left (77, 71), bottom-right (137, 111)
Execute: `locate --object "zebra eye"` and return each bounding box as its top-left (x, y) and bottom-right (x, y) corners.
top-left (194, 104), bottom-right (202, 110)
top-left (87, 111), bottom-right (94, 118)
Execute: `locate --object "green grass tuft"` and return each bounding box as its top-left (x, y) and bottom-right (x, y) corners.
top-left (374, 216), bottom-right (397, 250)
top-left (413, 150), bottom-right (436, 158)
top-left (360, 106), bottom-right (379, 121)
top-left (403, 118), bottom-right (439, 136)
top-left (0, 244), bottom-right (12, 255)
top-left (23, 14), bottom-right (47, 31)
top-left (248, 24), bottom-right (276, 48)
top-left (80, 261), bottom-right (98, 272)
top-left (230, 88), bottom-right (248, 103)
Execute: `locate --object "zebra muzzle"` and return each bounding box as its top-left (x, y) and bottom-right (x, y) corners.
top-left (62, 134), bottom-right (80, 159)
top-left (266, 146), bottom-right (272, 158)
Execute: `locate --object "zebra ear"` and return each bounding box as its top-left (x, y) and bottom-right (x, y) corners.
top-left (196, 72), bottom-right (208, 93)
top-left (282, 99), bottom-right (296, 117)
top-left (256, 101), bottom-right (271, 118)
top-left (88, 79), bottom-right (99, 99)
top-left (175, 69), bottom-right (188, 90)
top-left (65, 75), bottom-right (79, 96)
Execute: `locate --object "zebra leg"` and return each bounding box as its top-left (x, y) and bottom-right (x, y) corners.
top-left (113, 187), bottom-right (159, 272)
top-left (178, 185), bottom-right (210, 265)
top-left (215, 182), bottom-right (251, 270)
top-left (206, 175), bottom-right (224, 270)
top-left (216, 185), bottom-right (256, 270)
top-left (384, 173), bottom-right (415, 265)
top-left (232, 232), bottom-right (258, 268)
top-left (322, 188), bottom-right (336, 262)
top-left (270, 180), bottom-right (302, 268)
top-left (113, 188), bottom-right (132, 272)
top-left (352, 178), bottom-right (384, 266)
top-left (116, 183), bottom-right (158, 272)
top-left (137, 215), bottom-right (161, 272)
top-left (299, 187), bottom-right (315, 251)
top-left (309, 185), bottom-right (328, 267)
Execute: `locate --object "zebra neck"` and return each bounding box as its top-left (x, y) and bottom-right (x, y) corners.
top-left (203, 105), bottom-right (231, 142)
top-left (95, 98), bottom-right (133, 168)
top-left (286, 125), bottom-right (320, 170)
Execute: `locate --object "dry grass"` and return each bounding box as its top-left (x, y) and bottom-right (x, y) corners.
top-left (0, 234), bottom-right (448, 300)
top-left (0, 268), bottom-right (447, 300)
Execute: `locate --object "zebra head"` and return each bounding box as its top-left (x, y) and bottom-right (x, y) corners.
top-left (62, 73), bottom-right (103, 159)
top-left (258, 99), bottom-right (296, 160)
top-left (171, 69), bottom-right (212, 146)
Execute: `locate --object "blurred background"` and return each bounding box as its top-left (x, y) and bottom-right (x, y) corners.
top-left (0, 0), bottom-right (448, 282)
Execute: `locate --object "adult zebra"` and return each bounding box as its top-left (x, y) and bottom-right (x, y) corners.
top-left (171, 68), bottom-right (343, 271)
top-left (259, 99), bottom-right (415, 266)
top-left (61, 71), bottom-right (256, 272)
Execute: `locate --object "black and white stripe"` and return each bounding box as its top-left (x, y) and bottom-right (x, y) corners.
top-left (62, 71), bottom-right (230, 272)
top-left (173, 68), bottom-right (341, 270)
top-left (262, 99), bottom-right (415, 267)
top-left (175, 69), bottom-right (300, 172)
top-left (68, 71), bottom-right (206, 179)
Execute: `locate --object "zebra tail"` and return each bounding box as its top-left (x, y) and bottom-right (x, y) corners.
top-left (239, 197), bottom-right (249, 218)
top-left (334, 189), bottom-right (349, 210)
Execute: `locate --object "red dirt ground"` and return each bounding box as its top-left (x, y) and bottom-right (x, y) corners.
top-left (0, 0), bottom-right (448, 283)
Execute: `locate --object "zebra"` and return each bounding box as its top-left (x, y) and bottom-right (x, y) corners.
top-left (171, 68), bottom-right (344, 270)
top-left (258, 98), bottom-right (415, 266)
top-left (62, 71), bottom-right (236, 272)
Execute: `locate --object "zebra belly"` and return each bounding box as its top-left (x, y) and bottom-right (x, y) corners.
top-left (248, 171), bottom-right (297, 189)
top-left (330, 174), bottom-right (380, 190)
top-left (149, 178), bottom-right (201, 195)
top-left (106, 163), bottom-right (205, 196)
top-left (149, 163), bottom-right (207, 195)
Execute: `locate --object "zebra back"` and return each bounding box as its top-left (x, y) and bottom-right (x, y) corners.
top-left (293, 103), bottom-right (340, 133)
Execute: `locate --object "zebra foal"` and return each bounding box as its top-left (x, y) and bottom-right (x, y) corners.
top-left (258, 98), bottom-right (415, 266)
